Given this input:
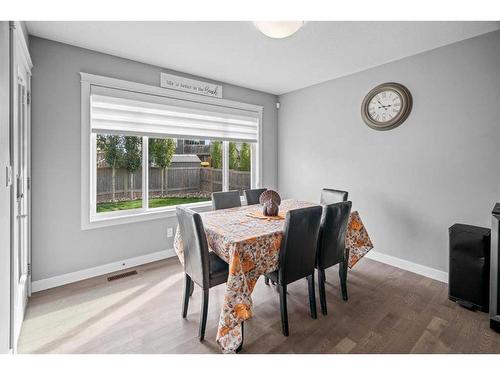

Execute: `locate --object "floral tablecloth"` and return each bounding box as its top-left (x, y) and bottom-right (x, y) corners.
top-left (174, 199), bottom-right (373, 353)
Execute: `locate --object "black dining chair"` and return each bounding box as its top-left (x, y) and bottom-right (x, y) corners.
top-left (176, 206), bottom-right (229, 341)
top-left (265, 205), bottom-right (322, 336)
top-left (212, 190), bottom-right (242, 210)
top-left (316, 201), bottom-right (352, 315)
top-left (244, 188), bottom-right (267, 205)
top-left (320, 188), bottom-right (349, 205)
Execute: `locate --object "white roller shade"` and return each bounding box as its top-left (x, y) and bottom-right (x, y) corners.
top-left (90, 86), bottom-right (260, 142)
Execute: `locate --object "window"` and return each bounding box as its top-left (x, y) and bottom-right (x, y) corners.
top-left (228, 142), bottom-right (252, 195)
top-left (81, 73), bottom-right (262, 229)
top-left (96, 134), bottom-right (143, 213)
top-left (147, 137), bottom-right (213, 209)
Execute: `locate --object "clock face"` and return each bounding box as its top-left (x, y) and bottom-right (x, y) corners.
top-left (367, 90), bottom-right (402, 123)
top-left (361, 83), bottom-right (412, 131)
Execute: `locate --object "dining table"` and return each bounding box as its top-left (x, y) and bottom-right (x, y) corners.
top-left (173, 198), bottom-right (373, 353)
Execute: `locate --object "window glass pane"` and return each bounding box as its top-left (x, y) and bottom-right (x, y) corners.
top-left (228, 142), bottom-right (252, 195)
top-left (147, 138), bottom-right (214, 209)
top-left (206, 141), bottom-right (223, 195)
top-left (96, 134), bottom-right (143, 213)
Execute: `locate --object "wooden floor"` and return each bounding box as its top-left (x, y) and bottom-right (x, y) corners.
top-left (18, 257), bottom-right (500, 354)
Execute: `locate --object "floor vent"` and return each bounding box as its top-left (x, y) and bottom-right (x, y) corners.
top-left (107, 270), bottom-right (138, 282)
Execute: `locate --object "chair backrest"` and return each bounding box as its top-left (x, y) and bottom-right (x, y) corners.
top-left (320, 188), bottom-right (349, 205)
top-left (211, 190), bottom-right (242, 210)
top-left (279, 205), bottom-right (322, 285)
top-left (244, 188), bottom-right (267, 205)
top-left (176, 207), bottom-right (210, 288)
top-left (316, 201), bottom-right (352, 269)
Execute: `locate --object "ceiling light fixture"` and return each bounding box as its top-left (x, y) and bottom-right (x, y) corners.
top-left (253, 21), bottom-right (304, 39)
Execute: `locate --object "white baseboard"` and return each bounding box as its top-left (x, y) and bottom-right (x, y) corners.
top-left (365, 250), bottom-right (448, 283)
top-left (31, 248), bottom-right (177, 292)
top-left (31, 248), bottom-right (448, 292)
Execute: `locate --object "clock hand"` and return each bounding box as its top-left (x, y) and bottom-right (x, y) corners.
top-left (377, 100), bottom-right (392, 110)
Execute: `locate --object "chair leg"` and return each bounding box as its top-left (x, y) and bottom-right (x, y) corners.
top-left (278, 284), bottom-right (289, 336)
top-left (199, 288), bottom-right (209, 341)
top-left (339, 261), bottom-right (348, 301)
top-left (189, 279), bottom-right (194, 296)
top-left (182, 273), bottom-right (191, 318)
top-left (236, 321), bottom-right (244, 353)
top-left (318, 268), bottom-right (327, 315)
top-left (307, 274), bottom-right (318, 319)
top-left (264, 276), bottom-right (270, 285)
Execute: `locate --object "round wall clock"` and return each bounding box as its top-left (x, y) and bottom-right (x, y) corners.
top-left (361, 82), bottom-right (412, 131)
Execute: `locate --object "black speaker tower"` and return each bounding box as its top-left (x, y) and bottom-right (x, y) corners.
top-left (490, 204), bottom-right (500, 333)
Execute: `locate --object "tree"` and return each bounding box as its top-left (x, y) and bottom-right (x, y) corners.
top-left (97, 134), bottom-right (124, 201)
top-left (210, 141), bottom-right (222, 169)
top-left (149, 138), bottom-right (176, 196)
top-left (239, 143), bottom-right (251, 172)
top-left (229, 142), bottom-right (239, 170)
top-left (123, 137), bottom-right (142, 200)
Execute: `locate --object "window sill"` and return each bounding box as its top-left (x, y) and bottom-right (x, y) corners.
top-left (82, 200), bottom-right (213, 230)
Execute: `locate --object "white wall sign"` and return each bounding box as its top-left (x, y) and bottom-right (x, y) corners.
top-left (160, 73), bottom-right (222, 98)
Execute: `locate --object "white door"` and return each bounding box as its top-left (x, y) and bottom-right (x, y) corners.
top-left (11, 23), bottom-right (32, 351)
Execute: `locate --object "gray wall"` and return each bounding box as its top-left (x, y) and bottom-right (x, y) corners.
top-left (0, 21), bottom-right (11, 353)
top-left (278, 30), bottom-right (500, 273)
top-left (30, 36), bottom-right (278, 281)
top-left (19, 21), bottom-right (29, 46)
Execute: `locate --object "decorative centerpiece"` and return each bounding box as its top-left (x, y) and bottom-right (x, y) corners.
top-left (259, 190), bottom-right (281, 217)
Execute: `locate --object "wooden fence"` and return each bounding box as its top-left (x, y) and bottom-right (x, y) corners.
top-left (149, 167), bottom-right (201, 197)
top-left (96, 166), bottom-right (250, 202)
top-left (96, 168), bottom-right (142, 202)
top-left (200, 167), bottom-right (222, 193)
top-left (229, 170), bottom-right (251, 193)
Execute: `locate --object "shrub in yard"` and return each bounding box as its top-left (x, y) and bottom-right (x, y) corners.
top-left (211, 141), bottom-right (222, 169)
top-left (97, 134), bottom-right (124, 201)
top-left (229, 142), bottom-right (239, 170)
top-left (123, 137), bottom-right (142, 200)
top-left (149, 138), bottom-right (176, 196)
top-left (239, 143), bottom-right (251, 172)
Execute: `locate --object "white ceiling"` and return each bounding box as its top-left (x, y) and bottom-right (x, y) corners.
top-left (26, 21), bottom-right (500, 95)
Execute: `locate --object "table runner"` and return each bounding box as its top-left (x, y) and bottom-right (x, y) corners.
top-left (174, 199), bottom-right (373, 353)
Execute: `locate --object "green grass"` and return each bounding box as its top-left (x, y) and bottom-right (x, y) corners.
top-left (96, 197), bottom-right (210, 213)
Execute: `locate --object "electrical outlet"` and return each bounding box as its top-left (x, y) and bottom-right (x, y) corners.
top-left (167, 227), bottom-right (173, 238)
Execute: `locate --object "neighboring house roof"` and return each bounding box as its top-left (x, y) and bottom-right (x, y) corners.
top-left (171, 154), bottom-right (201, 163)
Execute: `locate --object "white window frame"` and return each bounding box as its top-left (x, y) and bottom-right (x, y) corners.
top-left (81, 73), bottom-right (263, 230)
